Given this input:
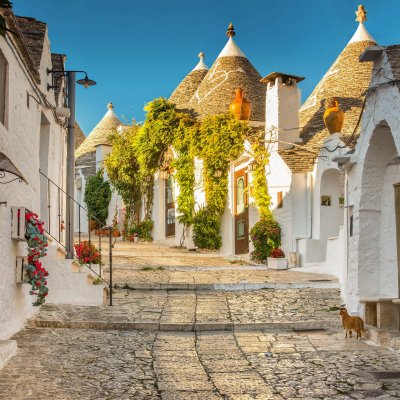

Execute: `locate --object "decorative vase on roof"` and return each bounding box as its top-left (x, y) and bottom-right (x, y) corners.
top-left (229, 88), bottom-right (251, 121)
top-left (323, 97), bottom-right (344, 134)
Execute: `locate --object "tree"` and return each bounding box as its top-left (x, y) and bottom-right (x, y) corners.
top-left (84, 170), bottom-right (111, 227)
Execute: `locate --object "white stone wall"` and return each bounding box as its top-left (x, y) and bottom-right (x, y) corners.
top-left (0, 30), bottom-right (66, 339)
top-left (346, 56), bottom-right (400, 312)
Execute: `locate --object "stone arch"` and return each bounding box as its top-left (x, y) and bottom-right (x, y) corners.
top-left (358, 121), bottom-right (399, 298)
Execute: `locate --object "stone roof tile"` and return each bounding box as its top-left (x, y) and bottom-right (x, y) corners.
top-left (15, 16), bottom-right (46, 71)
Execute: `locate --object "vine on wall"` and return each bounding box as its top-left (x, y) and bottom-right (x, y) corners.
top-left (250, 133), bottom-right (272, 219)
top-left (105, 125), bottom-right (142, 229)
top-left (106, 98), bottom-right (269, 250)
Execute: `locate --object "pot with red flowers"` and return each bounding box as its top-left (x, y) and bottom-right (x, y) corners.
top-left (74, 240), bottom-right (103, 277)
top-left (267, 248), bottom-right (288, 270)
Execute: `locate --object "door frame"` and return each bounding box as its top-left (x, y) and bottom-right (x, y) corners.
top-left (234, 167), bottom-right (249, 254)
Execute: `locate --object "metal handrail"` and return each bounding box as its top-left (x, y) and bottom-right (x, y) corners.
top-left (38, 170), bottom-right (113, 305)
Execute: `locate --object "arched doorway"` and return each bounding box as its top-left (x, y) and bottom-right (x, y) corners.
top-left (358, 122), bottom-right (399, 299)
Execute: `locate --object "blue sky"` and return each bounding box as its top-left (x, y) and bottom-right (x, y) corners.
top-left (13, 0), bottom-right (400, 135)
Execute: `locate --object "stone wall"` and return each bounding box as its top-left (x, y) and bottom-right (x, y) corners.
top-left (346, 60), bottom-right (400, 312)
top-left (0, 28), bottom-right (66, 339)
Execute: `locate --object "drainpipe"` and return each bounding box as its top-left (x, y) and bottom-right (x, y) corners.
top-left (293, 172), bottom-right (313, 265)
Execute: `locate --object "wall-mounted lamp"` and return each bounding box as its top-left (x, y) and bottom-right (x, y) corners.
top-left (248, 161), bottom-right (257, 172)
top-left (214, 170), bottom-right (222, 178)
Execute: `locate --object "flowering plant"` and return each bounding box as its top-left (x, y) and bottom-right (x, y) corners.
top-left (250, 216), bottom-right (281, 262)
top-left (269, 248), bottom-right (285, 258)
top-left (24, 211), bottom-right (49, 306)
top-left (74, 241), bottom-right (101, 265)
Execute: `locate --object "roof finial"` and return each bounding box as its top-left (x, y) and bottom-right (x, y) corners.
top-left (355, 5), bottom-right (367, 23)
top-left (226, 22), bottom-right (235, 38)
top-left (198, 52), bottom-right (205, 60)
top-left (107, 102), bottom-right (114, 110)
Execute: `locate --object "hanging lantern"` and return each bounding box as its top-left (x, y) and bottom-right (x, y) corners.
top-left (249, 161), bottom-right (257, 172)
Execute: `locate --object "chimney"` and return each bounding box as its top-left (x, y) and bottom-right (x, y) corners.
top-left (260, 72), bottom-right (304, 150)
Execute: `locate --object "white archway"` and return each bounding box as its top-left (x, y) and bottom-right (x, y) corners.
top-left (358, 121), bottom-right (399, 299)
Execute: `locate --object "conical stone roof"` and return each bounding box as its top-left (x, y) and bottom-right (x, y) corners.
top-left (75, 103), bottom-right (122, 159)
top-left (280, 6), bottom-right (377, 173)
top-left (170, 52), bottom-right (209, 109)
top-left (188, 24), bottom-right (265, 122)
top-left (74, 121), bottom-right (86, 151)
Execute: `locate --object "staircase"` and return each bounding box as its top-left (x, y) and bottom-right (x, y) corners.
top-left (38, 170), bottom-right (112, 307)
top-left (43, 238), bottom-right (107, 306)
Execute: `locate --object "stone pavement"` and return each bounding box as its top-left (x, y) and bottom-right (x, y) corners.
top-left (97, 240), bottom-right (339, 290)
top-left (2, 242), bottom-right (400, 399)
top-left (1, 327), bottom-right (400, 399)
top-left (30, 288), bottom-right (342, 331)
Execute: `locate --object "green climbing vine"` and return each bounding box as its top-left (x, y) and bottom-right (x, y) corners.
top-left (105, 125), bottom-right (142, 229)
top-left (249, 133), bottom-right (272, 219)
top-left (105, 98), bottom-right (255, 250)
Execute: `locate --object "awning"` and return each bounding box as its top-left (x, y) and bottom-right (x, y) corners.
top-left (0, 152), bottom-right (27, 184)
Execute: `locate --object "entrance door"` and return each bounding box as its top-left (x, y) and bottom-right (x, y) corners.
top-left (234, 169), bottom-right (249, 254)
top-left (165, 175), bottom-right (175, 237)
top-left (395, 183), bottom-right (400, 297)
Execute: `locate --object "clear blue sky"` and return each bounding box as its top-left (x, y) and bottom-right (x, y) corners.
top-left (13, 0), bottom-right (400, 135)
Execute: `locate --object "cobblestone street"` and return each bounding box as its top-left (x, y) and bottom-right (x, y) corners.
top-left (1, 242), bottom-right (400, 399)
top-left (2, 328), bottom-right (400, 399)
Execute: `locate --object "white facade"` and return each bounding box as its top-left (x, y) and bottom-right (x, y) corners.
top-left (0, 15), bottom-right (67, 339)
top-left (345, 48), bottom-right (400, 313)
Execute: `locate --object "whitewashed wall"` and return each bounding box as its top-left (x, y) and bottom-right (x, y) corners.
top-left (346, 51), bottom-right (400, 312)
top-left (0, 29), bottom-right (66, 339)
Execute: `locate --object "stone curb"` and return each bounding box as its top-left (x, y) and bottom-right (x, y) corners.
top-left (116, 282), bottom-right (340, 291)
top-left (29, 319), bottom-right (342, 332)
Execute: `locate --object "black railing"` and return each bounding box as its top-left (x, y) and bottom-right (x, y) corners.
top-left (39, 169), bottom-right (114, 306)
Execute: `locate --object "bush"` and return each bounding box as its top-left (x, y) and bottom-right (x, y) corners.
top-left (84, 171), bottom-right (112, 227)
top-left (192, 206), bottom-right (222, 250)
top-left (250, 217), bottom-right (281, 262)
top-left (127, 218), bottom-right (154, 242)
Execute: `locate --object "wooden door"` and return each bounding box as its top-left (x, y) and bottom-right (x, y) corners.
top-left (395, 183), bottom-right (400, 297)
top-left (165, 175), bottom-right (175, 237)
top-left (234, 169), bottom-right (249, 254)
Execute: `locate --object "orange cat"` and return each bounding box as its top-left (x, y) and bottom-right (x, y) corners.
top-left (339, 308), bottom-right (365, 340)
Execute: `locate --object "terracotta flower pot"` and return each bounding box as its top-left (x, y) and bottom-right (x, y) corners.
top-left (229, 88), bottom-right (251, 121)
top-left (89, 220), bottom-right (98, 232)
top-left (113, 229), bottom-right (120, 237)
top-left (323, 98), bottom-right (344, 134)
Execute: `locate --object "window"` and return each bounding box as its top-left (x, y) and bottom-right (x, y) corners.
top-left (277, 192), bottom-right (283, 209)
top-left (0, 51), bottom-right (6, 125)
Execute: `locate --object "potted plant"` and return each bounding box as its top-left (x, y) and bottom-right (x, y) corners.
top-left (74, 240), bottom-right (103, 276)
top-left (267, 248), bottom-right (288, 270)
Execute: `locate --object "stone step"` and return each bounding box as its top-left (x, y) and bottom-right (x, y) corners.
top-left (28, 318), bottom-right (342, 332)
top-left (115, 281), bottom-right (340, 291)
top-left (0, 340), bottom-right (17, 370)
top-left (42, 245), bottom-right (107, 307)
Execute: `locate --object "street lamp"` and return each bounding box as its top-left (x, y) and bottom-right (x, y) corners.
top-left (47, 69), bottom-right (96, 259)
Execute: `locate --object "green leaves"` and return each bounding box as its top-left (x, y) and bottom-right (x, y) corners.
top-left (84, 171), bottom-right (112, 227)
top-left (192, 206), bottom-right (222, 250)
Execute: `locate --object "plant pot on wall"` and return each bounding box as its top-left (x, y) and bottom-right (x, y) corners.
top-left (89, 219), bottom-right (98, 232)
top-left (267, 257), bottom-right (288, 270)
top-left (112, 229), bottom-right (120, 238)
